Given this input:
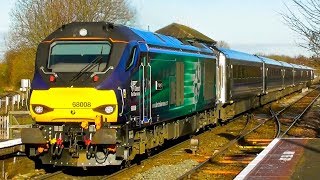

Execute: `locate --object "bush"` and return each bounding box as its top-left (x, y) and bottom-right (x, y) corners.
top-left (4, 48), bottom-right (35, 89)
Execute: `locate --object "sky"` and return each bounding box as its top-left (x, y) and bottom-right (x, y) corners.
top-left (0, 1), bottom-right (15, 58)
top-left (0, 0), bottom-right (311, 58)
top-left (130, 0), bottom-right (310, 57)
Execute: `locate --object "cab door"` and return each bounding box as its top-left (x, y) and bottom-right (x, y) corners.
top-left (128, 47), bottom-right (152, 127)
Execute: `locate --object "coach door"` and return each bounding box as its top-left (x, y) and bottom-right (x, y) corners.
top-left (139, 54), bottom-right (152, 125)
top-left (217, 52), bottom-right (227, 104)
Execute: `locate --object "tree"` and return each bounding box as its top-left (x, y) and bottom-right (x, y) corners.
top-left (0, 62), bottom-right (8, 88)
top-left (216, 40), bottom-right (230, 49)
top-left (4, 48), bottom-right (35, 88)
top-left (282, 0), bottom-right (320, 58)
top-left (8, 0), bottom-right (136, 52)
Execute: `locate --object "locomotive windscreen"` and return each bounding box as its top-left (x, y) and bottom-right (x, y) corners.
top-left (48, 41), bottom-right (111, 72)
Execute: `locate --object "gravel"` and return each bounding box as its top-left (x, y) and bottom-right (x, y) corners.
top-left (132, 159), bottom-right (199, 180)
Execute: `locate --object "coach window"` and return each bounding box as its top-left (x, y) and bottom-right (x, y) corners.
top-left (233, 65), bottom-right (238, 79)
top-left (126, 47), bottom-right (137, 71)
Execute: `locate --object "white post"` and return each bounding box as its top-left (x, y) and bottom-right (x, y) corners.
top-left (6, 116), bottom-right (9, 139)
top-left (5, 96), bottom-right (9, 114)
top-left (17, 94), bottom-right (20, 109)
top-left (20, 79), bottom-right (31, 107)
top-left (26, 90), bottom-right (29, 107)
top-left (11, 96), bottom-right (15, 112)
top-left (21, 93), bottom-right (24, 107)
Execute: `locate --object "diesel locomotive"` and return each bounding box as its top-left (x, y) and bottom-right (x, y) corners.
top-left (21, 22), bottom-right (313, 167)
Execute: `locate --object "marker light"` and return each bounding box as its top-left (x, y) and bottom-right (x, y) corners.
top-left (34, 106), bottom-right (44, 114)
top-left (93, 75), bottom-right (99, 82)
top-left (79, 28), bottom-right (88, 36)
top-left (104, 106), bottom-right (114, 114)
top-left (49, 75), bottom-right (56, 82)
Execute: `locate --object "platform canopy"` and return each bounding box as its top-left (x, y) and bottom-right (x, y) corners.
top-left (156, 23), bottom-right (216, 45)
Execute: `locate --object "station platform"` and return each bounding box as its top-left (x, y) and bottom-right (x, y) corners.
top-left (0, 138), bottom-right (22, 148)
top-left (0, 138), bottom-right (22, 156)
top-left (235, 138), bottom-right (320, 179)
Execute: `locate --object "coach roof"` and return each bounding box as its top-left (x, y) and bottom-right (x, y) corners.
top-left (258, 56), bottom-right (283, 66)
top-left (218, 48), bottom-right (263, 63)
top-left (278, 61), bottom-right (294, 68)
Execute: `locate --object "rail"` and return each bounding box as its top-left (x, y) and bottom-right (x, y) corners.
top-left (280, 88), bottom-right (320, 137)
top-left (178, 86), bottom-right (319, 179)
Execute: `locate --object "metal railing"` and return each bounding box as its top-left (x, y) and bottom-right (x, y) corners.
top-left (0, 79), bottom-right (32, 140)
top-left (0, 93), bottom-right (29, 114)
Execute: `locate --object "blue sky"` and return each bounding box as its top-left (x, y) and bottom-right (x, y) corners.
top-left (0, 0), bottom-right (311, 58)
top-left (0, 0), bottom-right (15, 58)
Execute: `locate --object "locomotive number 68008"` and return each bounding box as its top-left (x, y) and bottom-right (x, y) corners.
top-left (72, 102), bottom-right (91, 107)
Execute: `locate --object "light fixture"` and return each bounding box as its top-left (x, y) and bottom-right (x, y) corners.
top-left (104, 106), bottom-right (114, 114)
top-left (49, 75), bottom-right (56, 82)
top-left (93, 75), bottom-right (99, 82)
top-left (79, 28), bottom-right (88, 36)
top-left (34, 106), bottom-right (44, 114)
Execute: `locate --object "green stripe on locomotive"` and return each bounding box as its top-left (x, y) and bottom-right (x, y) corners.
top-left (129, 51), bottom-right (216, 125)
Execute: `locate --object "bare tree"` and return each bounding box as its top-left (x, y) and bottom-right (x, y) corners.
top-left (216, 40), bottom-right (231, 49)
top-left (8, 0), bottom-right (136, 52)
top-left (282, 0), bottom-right (320, 58)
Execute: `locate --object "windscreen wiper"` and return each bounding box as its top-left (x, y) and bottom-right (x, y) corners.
top-left (70, 56), bottom-right (103, 82)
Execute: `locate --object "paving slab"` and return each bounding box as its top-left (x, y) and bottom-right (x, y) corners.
top-left (235, 138), bottom-right (320, 179)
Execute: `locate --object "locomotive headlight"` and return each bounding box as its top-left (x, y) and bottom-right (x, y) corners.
top-left (34, 106), bottom-right (44, 114)
top-left (32, 105), bottom-right (53, 114)
top-left (79, 28), bottom-right (88, 36)
top-left (93, 105), bottom-right (116, 115)
top-left (105, 106), bottom-right (114, 114)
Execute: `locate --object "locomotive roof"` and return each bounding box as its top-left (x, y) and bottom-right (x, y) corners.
top-left (130, 27), bottom-right (214, 54)
top-left (218, 48), bottom-right (263, 63)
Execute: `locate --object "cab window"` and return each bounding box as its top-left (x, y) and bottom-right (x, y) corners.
top-left (126, 47), bottom-right (137, 70)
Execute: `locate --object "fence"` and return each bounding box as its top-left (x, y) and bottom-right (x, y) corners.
top-left (0, 93), bottom-right (29, 114)
top-left (0, 116), bottom-right (9, 139)
top-left (0, 90), bottom-right (31, 140)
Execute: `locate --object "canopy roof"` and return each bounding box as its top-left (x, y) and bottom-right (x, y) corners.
top-left (156, 23), bottom-right (216, 44)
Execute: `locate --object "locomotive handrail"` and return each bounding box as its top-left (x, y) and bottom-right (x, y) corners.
top-left (142, 62), bottom-right (145, 124)
top-left (40, 66), bottom-right (58, 77)
top-left (117, 87), bottom-right (124, 117)
top-left (90, 66), bottom-right (114, 77)
top-left (148, 62), bottom-right (152, 121)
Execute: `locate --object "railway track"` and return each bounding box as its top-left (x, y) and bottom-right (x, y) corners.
top-left (178, 86), bottom-right (320, 179)
top-left (99, 115), bottom-right (248, 179)
top-left (273, 87), bottom-right (320, 138)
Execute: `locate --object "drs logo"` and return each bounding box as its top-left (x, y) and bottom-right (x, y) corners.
top-left (72, 102), bottom-right (91, 107)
